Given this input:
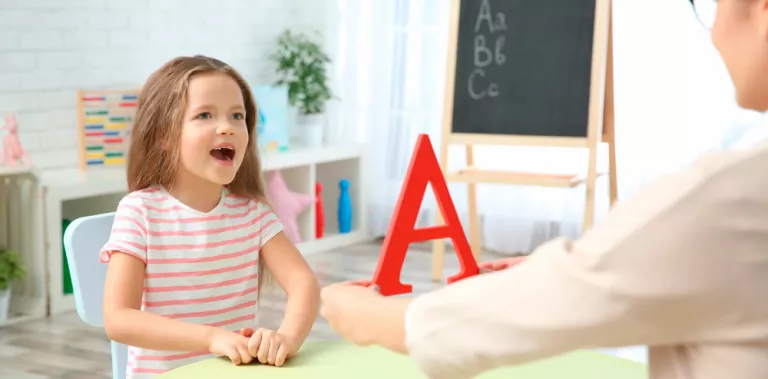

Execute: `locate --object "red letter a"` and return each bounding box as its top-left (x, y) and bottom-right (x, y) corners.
top-left (371, 134), bottom-right (479, 296)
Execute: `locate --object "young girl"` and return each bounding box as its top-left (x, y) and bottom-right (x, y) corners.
top-left (100, 55), bottom-right (320, 379)
top-left (321, 1), bottom-right (768, 378)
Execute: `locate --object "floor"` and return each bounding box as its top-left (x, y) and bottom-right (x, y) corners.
top-left (0, 242), bottom-right (497, 379)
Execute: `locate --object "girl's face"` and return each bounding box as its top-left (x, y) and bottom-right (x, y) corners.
top-left (177, 72), bottom-right (249, 188)
top-left (711, 0), bottom-right (768, 111)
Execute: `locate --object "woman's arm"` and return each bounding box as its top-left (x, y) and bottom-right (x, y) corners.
top-left (260, 232), bottom-right (320, 348)
top-left (402, 157), bottom-right (753, 378)
top-left (326, 151), bottom-right (757, 379)
top-left (320, 280), bottom-right (412, 353)
top-left (102, 253), bottom-right (221, 352)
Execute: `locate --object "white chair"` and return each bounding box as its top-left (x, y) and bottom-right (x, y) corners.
top-left (63, 212), bottom-right (128, 379)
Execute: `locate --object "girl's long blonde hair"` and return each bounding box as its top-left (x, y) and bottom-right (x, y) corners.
top-left (127, 55), bottom-right (272, 295)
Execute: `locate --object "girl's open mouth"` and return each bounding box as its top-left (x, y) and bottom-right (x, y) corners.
top-left (210, 147), bottom-right (235, 162)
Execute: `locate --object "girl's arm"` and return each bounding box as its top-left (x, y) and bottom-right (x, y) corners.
top-left (100, 197), bottom-right (237, 355)
top-left (260, 231), bottom-right (320, 348)
top-left (102, 252), bottom-right (222, 352)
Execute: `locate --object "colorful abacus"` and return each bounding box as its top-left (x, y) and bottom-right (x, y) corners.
top-left (76, 89), bottom-right (140, 171)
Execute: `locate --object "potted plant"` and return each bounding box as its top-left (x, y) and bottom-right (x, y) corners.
top-left (272, 30), bottom-right (333, 147)
top-left (0, 248), bottom-right (25, 323)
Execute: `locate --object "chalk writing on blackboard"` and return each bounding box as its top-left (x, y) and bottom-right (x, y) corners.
top-left (468, 0), bottom-right (507, 100)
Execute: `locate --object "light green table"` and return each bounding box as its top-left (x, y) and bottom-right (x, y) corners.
top-left (159, 341), bottom-right (647, 378)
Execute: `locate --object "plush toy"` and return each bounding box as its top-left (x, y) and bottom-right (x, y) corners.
top-left (265, 170), bottom-right (313, 243)
top-left (1, 113), bottom-right (31, 168)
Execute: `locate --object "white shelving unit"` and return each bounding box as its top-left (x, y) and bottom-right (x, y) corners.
top-left (38, 143), bottom-right (370, 315)
top-left (0, 166), bottom-right (47, 328)
top-left (261, 144), bottom-right (369, 255)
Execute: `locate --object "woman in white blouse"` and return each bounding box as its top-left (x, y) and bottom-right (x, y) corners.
top-left (321, 1), bottom-right (768, 378)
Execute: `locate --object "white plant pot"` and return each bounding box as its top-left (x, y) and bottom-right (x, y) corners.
top-left (0, 287), bottom-right (10, 324)
top-left (297, 113), bottom-right (325, 148)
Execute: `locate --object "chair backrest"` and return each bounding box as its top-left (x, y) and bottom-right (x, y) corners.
top-left (63, 212), bottom-right (128, 379)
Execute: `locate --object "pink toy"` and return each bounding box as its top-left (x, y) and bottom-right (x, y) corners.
top-left (265, 170), bottom-right (313, 243)
top-left (1, 113), bottom-right (31, 168)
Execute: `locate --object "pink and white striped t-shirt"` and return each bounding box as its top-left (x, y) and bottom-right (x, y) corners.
top-left (99, 185), bottom-right (283, 379)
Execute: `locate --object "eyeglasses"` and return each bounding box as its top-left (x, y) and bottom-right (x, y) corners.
top-left (690, 0), bottom-right (717, 30)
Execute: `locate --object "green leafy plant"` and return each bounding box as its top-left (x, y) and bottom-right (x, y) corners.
top-left (0, 249), bottom-right (25, 292)
top-left (271, 30), bottom-right (333, 115)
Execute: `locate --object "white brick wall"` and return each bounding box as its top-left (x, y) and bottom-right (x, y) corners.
top-left (0, 0), bottom-right (331, 170)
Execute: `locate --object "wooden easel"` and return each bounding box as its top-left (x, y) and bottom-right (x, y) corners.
top-left (432, 0), bottom-right (617, 281)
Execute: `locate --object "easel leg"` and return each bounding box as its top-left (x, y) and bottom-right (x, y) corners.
top-left (432, 138), bottom-right (452, 282)
top-left (582, 170), bottom-right (597, 233)
top-left (607, 134), bottom-right (617, 206)
top-left (605, 7), bottom-right (617, 206)
top-left (583, 0), bottom-right (612, 234)
top-left (465, 145), bottom-right (481, 260)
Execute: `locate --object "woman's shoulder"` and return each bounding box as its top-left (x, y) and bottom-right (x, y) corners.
top-left (690, 140), bottom-right (768, 180)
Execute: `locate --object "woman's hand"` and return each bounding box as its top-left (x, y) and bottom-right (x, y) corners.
top-left (478, 256), bottom-right (528, 273)
top-left (208, 328), bottom-right (252, 365)
top-left (239, 327), bottom-right (298, 367)
top-left (320, 280), bottom-right (384, 346)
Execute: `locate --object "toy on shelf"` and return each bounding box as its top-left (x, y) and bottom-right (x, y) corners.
top-left (315, 183), bottom-right (324, 239)
top-left (265, 170), bottom-right (313, 243)
top-left (0, 113), bottom-right (32, 168)
top-left (252, 85), bottom-right (290, 152)
top-left (338, 179), bottom-right (352, 234)
top-left (76, 89), bottom-right (140, 171)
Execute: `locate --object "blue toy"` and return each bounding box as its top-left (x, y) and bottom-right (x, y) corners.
top-left (251, 85), bottom-right (290, 152)
top-left (257, 107), bottom-right (266, 136)
top-left (338, 179), bottom-right (352, 233)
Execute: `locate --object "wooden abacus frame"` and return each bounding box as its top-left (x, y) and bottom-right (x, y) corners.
top-left (76, 88), bottom-right (141, 171)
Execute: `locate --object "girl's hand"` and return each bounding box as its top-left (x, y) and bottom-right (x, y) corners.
top-left (208, 328), bottom-right (252, 365)
top-left (478, 256), bottom-right (528, 273)
top-left (239, 327), bottom-right (297, 367)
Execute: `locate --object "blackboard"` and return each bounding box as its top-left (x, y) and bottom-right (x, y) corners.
top-left (450, 0), bottom-right (597, 138)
